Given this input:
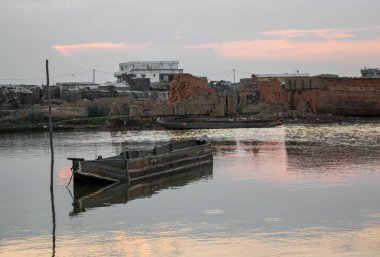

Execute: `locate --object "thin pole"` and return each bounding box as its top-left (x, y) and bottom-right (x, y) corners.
top-left (46, 59), bottom-right (56, 256)
top-left (93, 69), bottom-right (95, 83)
top-left (46, 60), bottom-right (54, 181)
top-left (233, 69), bottom-right (236, 84)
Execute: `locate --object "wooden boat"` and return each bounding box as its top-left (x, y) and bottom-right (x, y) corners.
top-left (70, 163), bottom-right (213, 215)
top-left (156, 117), bottom-right (283, 130)
top-left (68, 137), bottom-right (213, 184)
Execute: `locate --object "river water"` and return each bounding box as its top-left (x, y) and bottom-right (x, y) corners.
top-left (0, 122), bottom-right (379, 257)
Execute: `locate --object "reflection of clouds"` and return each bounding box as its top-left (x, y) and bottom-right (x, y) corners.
top-left (214, 140), bottom-right (291, 183)
top-left (264, 217), bottom-right (282, 222)
top-left (204, 209), bottom-right (224, 214)
top-left (57, 165), bottom-right (72, 186)
top-left (0, 236), bottom-right (52, 257)
top-left (3, 226), bottom-right (380, 256)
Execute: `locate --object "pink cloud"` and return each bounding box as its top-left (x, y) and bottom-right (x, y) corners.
top-left (262, 26), bottom-right (380, 40)
top-left (53, 42), bottom-right (148, 55)
top-left (182, 39), bottom-right (380, 61)
top-left (182, 25), bottom-right (380, 61)
top-left (262, 29), bottom-right (353, 40)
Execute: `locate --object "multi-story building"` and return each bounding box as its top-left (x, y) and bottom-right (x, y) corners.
top-left (114, 61), bottom-right (183, 83)
top-left (361, 67), bottom-right (380, 78)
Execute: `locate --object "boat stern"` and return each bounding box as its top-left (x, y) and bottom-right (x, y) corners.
top-left (68, 157), bottom-right (84, 172)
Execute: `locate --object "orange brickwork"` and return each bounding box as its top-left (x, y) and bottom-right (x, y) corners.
top-left (256, 75), bottom-right (380, 116)
top-left (168, 74), bottom-right (216, 103)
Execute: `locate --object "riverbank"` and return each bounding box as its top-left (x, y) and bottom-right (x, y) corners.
top-left (0, 116), bottom-right (157, 133)
top-left (0, 113), bottom-right (379, 133)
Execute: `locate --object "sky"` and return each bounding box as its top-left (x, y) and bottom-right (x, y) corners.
top-left (0, 0), bottom-right (380, 84)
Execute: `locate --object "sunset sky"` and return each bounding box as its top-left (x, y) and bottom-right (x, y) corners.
top-left (1, 0), bottom-right (379, 83)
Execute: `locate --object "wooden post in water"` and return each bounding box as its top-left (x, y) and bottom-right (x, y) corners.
top-left (46, 59), bottom-right (56, 256)
top-left (46, 59), bottom-right (54, 162)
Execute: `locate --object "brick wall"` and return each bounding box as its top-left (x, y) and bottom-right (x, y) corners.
top-left (169, 74), bottom-right (216, 103)
top-left (110, 74), bottom-right (239, 118)
top-left (257, 76), bottom-right (380, 116)
top-left (257, 79), bottom-right (287, 106)
top-left (111, 94), bottom-right (237, 118)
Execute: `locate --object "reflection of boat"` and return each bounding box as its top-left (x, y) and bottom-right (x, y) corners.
top-left (156, 117), bottom-right (283, 130)
top-left (70, 163), bottom-right (213, 215)
top-left (68, 138), bottom-right (213, 183)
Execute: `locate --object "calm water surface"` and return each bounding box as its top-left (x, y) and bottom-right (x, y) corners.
top-left (0, 122), bottom-right (379, 257)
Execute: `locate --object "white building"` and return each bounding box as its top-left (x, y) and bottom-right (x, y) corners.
top-left (57, 82), bottom-right (99, 91)
top-left (114, 61), bottom-right (183, 83)
top-left (256, 73), bottom-right (310, 78)
top-left (361, 68), bottom-right (380, 78)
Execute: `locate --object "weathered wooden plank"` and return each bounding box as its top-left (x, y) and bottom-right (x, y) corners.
top-left (127, 144), bottom-right (213, 180)
top-left (78, 161), bottom-right (129, 182)
top-left (154, 144), bottom-right (171, 155)
top-left (171, 140), bottom-right (198, 150)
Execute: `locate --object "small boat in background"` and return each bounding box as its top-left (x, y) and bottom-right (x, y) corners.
top-left (156, 117), bottom-right (283, 130)
top-left (68, 137), bottom-right (213, 184)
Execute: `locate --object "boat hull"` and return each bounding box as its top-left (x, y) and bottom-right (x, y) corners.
top-left (156, 118), bottom-right (283, 130)
top-left (69, 139), bottom-right (213, 183)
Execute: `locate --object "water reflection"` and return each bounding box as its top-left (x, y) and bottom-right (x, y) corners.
top-left (212, 140), bottom-right (284, 155)
top-left (286, 140), bottom-right (380, 176)
top-left (285, 124), bottom-right (380, 181)
top-left (1, 123), bottom-right (380, 257)
top-left (109, 127), bottom-right (285, 155)
top-left (90, 226), bottom-right (378, 257)
top-left (62, 124), bottom-right (380, 186)
top-left (3, 225), bottom-right (379, 256)
top-left (50, 158), bottom-right (56, 257)
top-left (70, 163), bottom-right (213, 216)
